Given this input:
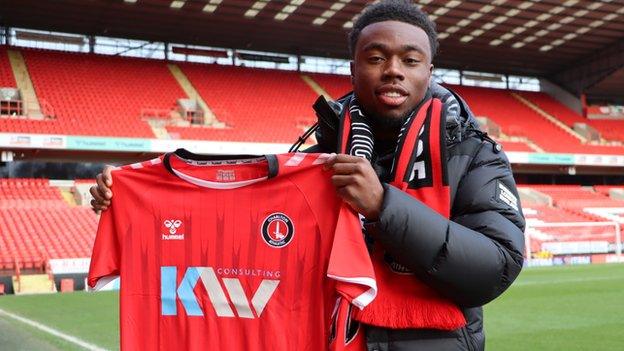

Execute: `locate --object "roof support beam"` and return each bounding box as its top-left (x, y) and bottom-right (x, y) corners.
top-left (549, 37), bottom-right (624, 97)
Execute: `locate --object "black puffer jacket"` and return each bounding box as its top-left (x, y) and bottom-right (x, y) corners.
top-left (295, 83), bottom-right (525, 351)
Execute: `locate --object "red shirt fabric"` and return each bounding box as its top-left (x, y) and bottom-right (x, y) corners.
top-left (88, 150), bottom-right (376, 351)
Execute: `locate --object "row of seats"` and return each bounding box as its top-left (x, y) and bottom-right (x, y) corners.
top-left (167, 63), bottom-right (318, 143)
top-left (0, 47), bottom-right (187, 137)
top-left (448, 85), bottom-right (624, 155)
top-left (0, 179), bottom-right (97, 270)
top-left (530, 184), bottom-right (624, 208)
top-left (519, 91), bottom-right (624, 143)
top-left (0, 46), bottom-right (15, 88)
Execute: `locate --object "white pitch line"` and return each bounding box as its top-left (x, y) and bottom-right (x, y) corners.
top-left (0, 307), bottom-right (108, 351)
top-left (514, 275), bottom-right (615, 286)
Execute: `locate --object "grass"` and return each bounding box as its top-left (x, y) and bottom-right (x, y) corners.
top-left (0, 291), bottom-right (119, 350)
top-left (485, 263), bottom-right (624, 350)
top-left (0, 264), bottom-right (623, 350)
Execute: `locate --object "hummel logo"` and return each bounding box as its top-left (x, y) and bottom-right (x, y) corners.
top-left (164, 220), bottom-right (182, 234)
top-left (163, 219), bottom-right (184, 240)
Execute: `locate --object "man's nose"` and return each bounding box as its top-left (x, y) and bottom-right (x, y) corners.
top-left (382, 57), bottom-right (405, 81)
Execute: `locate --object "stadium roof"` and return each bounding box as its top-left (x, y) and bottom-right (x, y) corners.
top-left (1, 0), bottom-right (623, 102)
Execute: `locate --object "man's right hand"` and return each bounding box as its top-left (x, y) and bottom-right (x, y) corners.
top-left (90, 165), bottom-right (114, 213)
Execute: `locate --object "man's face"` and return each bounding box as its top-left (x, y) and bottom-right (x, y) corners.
top-left (351, 20), bottom-right (433, 130)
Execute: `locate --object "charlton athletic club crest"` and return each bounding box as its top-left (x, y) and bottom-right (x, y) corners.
top-left (261, 212), bottom-right (294, 248)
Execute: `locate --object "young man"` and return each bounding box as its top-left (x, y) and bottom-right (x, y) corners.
top-left (91, 1), bottom-right (525, 350)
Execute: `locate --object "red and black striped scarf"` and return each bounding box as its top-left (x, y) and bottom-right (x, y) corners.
top-left (338, 95), bottom-right (466, 330)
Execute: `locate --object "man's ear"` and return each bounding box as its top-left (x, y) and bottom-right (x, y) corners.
top-left (350, 61), bottom-right (355, 85)
top-left (427, 64), bottom-right (434, 85)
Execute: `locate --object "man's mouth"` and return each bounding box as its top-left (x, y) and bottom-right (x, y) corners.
top-left (376, 87), bottom-right (409, 107)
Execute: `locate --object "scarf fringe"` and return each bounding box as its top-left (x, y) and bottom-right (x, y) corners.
top-left (354, 291), bottom-right (466, 330)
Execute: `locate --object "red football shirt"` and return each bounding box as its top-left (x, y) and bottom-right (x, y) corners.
top-left (88, 150), bottom-right (376, 351)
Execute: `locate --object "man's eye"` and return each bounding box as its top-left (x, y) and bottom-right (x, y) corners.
top-left (368, 56), bottom-right (384, 63)
top-left (404, 58), bottom-right (420, 65)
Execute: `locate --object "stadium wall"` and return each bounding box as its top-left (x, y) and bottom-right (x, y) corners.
top-left (539, 78), bottom-right (583, 115)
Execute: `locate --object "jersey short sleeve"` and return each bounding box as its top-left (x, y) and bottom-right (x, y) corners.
top-left (327, 204), bottom-right (377, 309)
top-left (87, 186), bottom-right (122, 290)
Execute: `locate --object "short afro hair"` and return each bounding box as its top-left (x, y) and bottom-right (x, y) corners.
top-left (348, 0), bottom-right (438, 59)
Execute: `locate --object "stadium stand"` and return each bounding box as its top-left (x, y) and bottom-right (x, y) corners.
top-left (0, 178), bottom-right (97, 270)
top-left (1, 46), bottom-right (623, 155)
top-left (167, 63), bottom-right (318, 143)
top-left (531, 184), bottom-right (624, 209)
top-left (594, 185), bottom-right (624, 198)
top-left (307, 73), bottom-right (352, 100)
top-left (521, 184), bottom-right (624, 255)
top-left (518, 91), bottom-right (587, 128)
top-left (1, 48), bottom-right (186, 137)
top-left (0, 46), bottom-right (16, 88)
top-left (449, 85), bottom-right (624, 155)
top-left (519, 91), bottom-right (624, 143)
top-left (583, 120), bottom-right (624, 143)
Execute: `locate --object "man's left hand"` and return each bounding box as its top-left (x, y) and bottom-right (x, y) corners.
top-left (324, 154), bottom-right (384, 220)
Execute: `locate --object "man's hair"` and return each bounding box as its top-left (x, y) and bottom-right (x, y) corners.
top-left (348, 0), bottom-right (438, 59)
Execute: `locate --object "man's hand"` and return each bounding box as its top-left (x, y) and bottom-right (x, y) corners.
top-left (324, 154), bottom-right (384, 220)
top-left (89, 165), bottom-right (114, 213)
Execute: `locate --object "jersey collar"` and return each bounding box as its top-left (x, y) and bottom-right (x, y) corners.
top-left (163, 148), bottom-right (278, 189)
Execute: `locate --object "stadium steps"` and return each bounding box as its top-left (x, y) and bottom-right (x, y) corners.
top-left (6, 49), bottom-right (44, 118)
top-left (525, 140), bottom-right (544, 153)
top-left (166, 63), bottom-right (219, 126)
top-left (511, 92), bottom-right (587, 144)
top-left (59, 188), bottom-right (77, 207)
top-left (300, 74), bottom-right (331, 99)
top-left (518, 187), bottom-right (552, 206)
top-left (147, 118), bottom-right (171, 139)
top-left (504, 136), bottom-right (544, 152)
top-left (13, 274), bottom-right (56, 294)
top-left (72, 180), bottom-right (96, 206)
top-left (475, 116), bottom-right (543, 152)
top-left (609, 188), bottom-right (624, 201)
top-left (308, 73), bottom-right (352, 99)
top-left (7, 50), bottom-right (44, 119)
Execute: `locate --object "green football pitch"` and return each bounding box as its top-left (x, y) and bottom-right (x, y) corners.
top-left (0, 263), bottom-right (623, 351)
